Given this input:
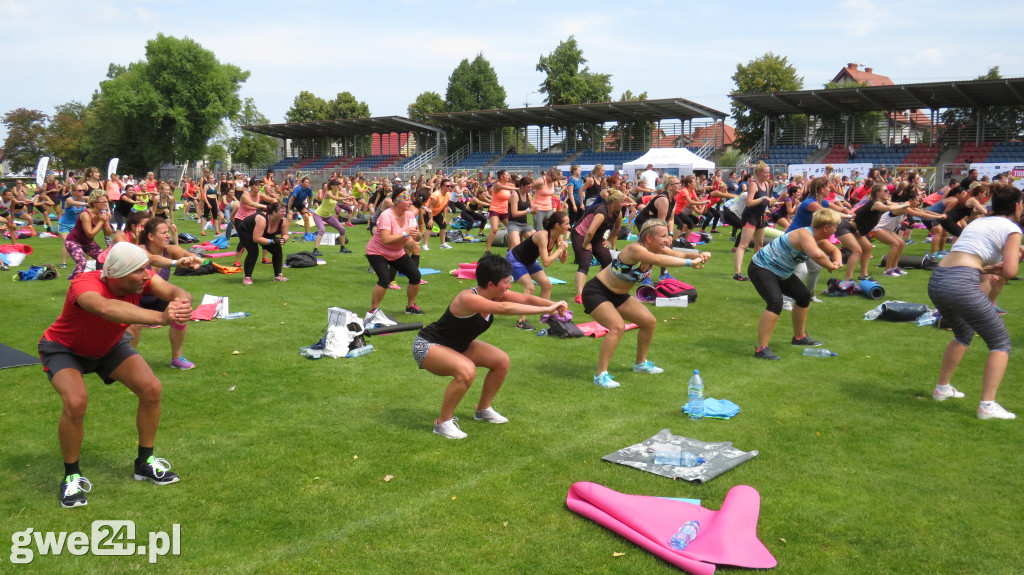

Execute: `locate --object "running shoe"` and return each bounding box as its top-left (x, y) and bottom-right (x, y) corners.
top-left (810, 296), bottom-right (824, 303)
top-left (421, 244), bottom-right (430, 251)
top-left (883, 269), bottom-right (901, 277)
top-left (274, 275), bottom-right (289, 282)
top-left (60, 474), bottom-right (92, 508)
top-left (857, 275), bottom-right (875, 282)
top-left (473, 406), bottom-right (508, 424)
top-left (233, 260), bottom-right (241, 267)
top-left (515, 319), bottom-right (535, 330)
top-left (60, 263), bottom-right (67, 269)
top-left (312, 248), bottom-right (323, 256)
top-left (754, 346), bottom-right (780, 360)
top-left (977, 402), bottom-right (1017, 420)
top-left (733, 273), bottom-right (749, 282)
top-left (433, 417), bottom-right (468, 439)
top-left (133, 456), bottom-right (180, 485)
top-left (242, 277), bottom-right (253, 286)
top-left (574, 295), bottom-right (583, 304)
top-left (633, 360), bottom-right (664, 374)
top-left (659, 272), bottom-right (675, 282)
top-left (932, 385), bottom-right (965, 401)
top-left (405, 304), bottom-right (424, 315)
top-left (994, 305), bottom-right (1008, 316)
top-left (792, 335), bottom-right (823, 346)
top-left (387, 281), bottom-right (401, 290)
top-left (593, 371), bottom-right (620, 389)
top-left (440, 242), bottom-right (453, 249)
top-left (170, 356), bottom-right (195, 370)
top-left (261, 258), bottom-right (271, 264)
top-left (730, 247), bottom-right (737, 254)
top-left (894, 267), bottom-right (908, 276)
top-left (339, 247), bottom-right (352, 253)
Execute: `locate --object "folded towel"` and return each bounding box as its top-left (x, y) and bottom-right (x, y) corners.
top-left (682, 398), bottom-right (740, 419)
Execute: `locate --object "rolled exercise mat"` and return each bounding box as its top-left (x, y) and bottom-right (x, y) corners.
top-left (363, 322), bottom-right (423, 336)
top-left (878, 254), bottom-right (928, 269)
top-left (858, 280), bottom-right (885, 300)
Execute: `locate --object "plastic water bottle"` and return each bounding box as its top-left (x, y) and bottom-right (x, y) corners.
top-left (687, 370), bottom-right (704, 420)
top-left (802, 348), bottom-right (837, 357)
top-left (679, 452), bottom-right (705, 467)
top-left (669, 520), bottom-right (700, 551)
top-left (225, 312), bottom-right (249, 319)
top-left (345, 344), bottom-right (374, 358)
top-left (536, 329), bottom-right (548, 337)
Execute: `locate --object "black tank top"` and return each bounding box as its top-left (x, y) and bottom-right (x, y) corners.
top-left (742, 181), bottom-right (770, 219)
top-left (510, 190), bottom-right (530, 224)
top-left (511, 232), bottom-right (542, 265)
top-left (854, 199), bottom-right (884, 236)
top-left (584, 177), bottom-right (603, 206)
top-left (634, 193), bottom-right (674, 231)
top-left (418, 289), bottom-right (494, 352)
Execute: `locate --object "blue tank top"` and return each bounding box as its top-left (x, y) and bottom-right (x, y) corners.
top-left (752, 227), bottom-right (809, 277)
top-left (59, 203), bottom-right (86, 227)
top-left (787, 198), bottom-right (829, 232)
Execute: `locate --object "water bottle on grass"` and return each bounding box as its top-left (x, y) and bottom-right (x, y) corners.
top-left (802, 348), bottom-right (836, 357)
top-left (687, 370), bottom-right (704, 420)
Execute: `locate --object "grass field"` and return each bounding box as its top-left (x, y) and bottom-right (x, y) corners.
top-left (1, 215), bottom-right (1022, 574)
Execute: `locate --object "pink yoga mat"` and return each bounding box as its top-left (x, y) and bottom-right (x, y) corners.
top-left (205, 251), bottom-right (237, 259)
top-left (458, 262), bottom-right (478, 270)
top-left (575, 321), bottom-right (638, 338)
top-left (567, 482), bottom-right (776, 575)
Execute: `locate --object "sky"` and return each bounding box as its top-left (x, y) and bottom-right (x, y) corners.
top-left (2, 0), bottom-right (1023, 144)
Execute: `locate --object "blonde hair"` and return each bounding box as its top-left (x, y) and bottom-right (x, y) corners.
top-left (755, 161), bottom-right (769, 173)
top-left (811, 208), bottom-right (841, 229)
top-left (638, 218), bottom-right (667, 242)
top-left (87, 190), bottom-right (108, 207)
top-left (606, 190), bottom-right (626, 204)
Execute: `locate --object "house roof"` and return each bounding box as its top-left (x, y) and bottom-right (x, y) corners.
top-left (832, 63), bottom-right (894, 86)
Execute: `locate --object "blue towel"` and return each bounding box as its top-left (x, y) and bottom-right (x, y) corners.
top-left (210, 236), bottom-right (230, 249)
top-left (681, 398), bottom-right (740, 419)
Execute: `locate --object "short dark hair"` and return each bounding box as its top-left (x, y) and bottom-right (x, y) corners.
top-left (475, 254), bottom-right (512, 288)
top-left (990, 184), bottom-right (1022, 216)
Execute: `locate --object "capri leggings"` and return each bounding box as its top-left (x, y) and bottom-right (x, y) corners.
top-left (366, 253), bottom-right (421, 288)
top-left (313, 213), bottom-right (346, 237)
top-left (674, 212), bottom-right (698, 231)
top-left (65, 239), bottom-right (102, 279)
top-left (928, 265), bottom-right (1011, 353)
top-left (748, 261), bottom-right (811, 315)
top-left (571, 229), bottom-right (613, 275)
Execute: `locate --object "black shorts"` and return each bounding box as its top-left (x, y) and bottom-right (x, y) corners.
top-left (291, 200), bottom-right (308, 212)
top-left (38, 334), bottom-right (139, 385)
top-left (834, 219), bottom-right (859, 238)
top-left (581, 276), bottom-right (631, 314)
top-left (431, 212), bottom-right (447, 230)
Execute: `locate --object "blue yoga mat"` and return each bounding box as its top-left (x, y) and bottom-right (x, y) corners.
top-left (535, 276), bottom-right (566, 285)
top-left (399, 268), bottom-right (442, 277)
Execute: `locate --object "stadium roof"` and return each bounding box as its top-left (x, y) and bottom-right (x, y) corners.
top-left (731, 77), bottom-right (1024, 116)
top-left (243, 116), bottom-right (441, 140)
top-left (425, 97), bottom-right (727, 130)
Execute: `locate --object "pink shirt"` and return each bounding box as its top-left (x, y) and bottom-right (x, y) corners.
top-left (366, 208), bottom-right (417, 260)
top-left (532, 179), bottom-right (555, 212)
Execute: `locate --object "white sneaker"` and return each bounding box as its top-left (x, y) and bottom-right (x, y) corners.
top-left (810, 296), bottom-right (823, 303)
top-left (474, 406), bottom-right (508, 424)
top-left (933, 385), bottom-right (965, 401)
top-left (421, 244), bottom-right (430, 251)
top-left (782, 297), bottom-right (794, 311)
top-left (978, 402), bottom-right (1017, 420)
top-left (433, 417), bottom-right (468, 438)
top-left (440, 242), bottom-right (453, 249)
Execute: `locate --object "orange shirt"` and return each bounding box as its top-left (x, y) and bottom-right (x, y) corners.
top-left (490, 188), bottom-right (511, 215)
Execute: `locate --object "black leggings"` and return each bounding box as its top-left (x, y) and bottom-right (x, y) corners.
top-left (701, 206), bottom-right (721, 230)
top-left (571, 230), bottom-right (612, 274)
top-left (238, 228), bottom-right (282, 277)
top-left (748, 261), bottom-right (811, 315)
top-left (674, 212), bottom-right (698, 232)
top-left (452, 202), bottom-right (487, 228)
top-left (724, 210), bottom-right (743, 239)
top-left (367, 253), bottom-right (421, 288)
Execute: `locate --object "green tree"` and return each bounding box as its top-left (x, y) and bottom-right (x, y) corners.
top-left (535, 36), bottom-right (613, 151)
top-left (231, 98), bottom-right (278, 167)
top-left (2, 108), bottom-right (48, 172)
top-left (327, 92), bottom-right (370, 120)
top-left (285, 91), bottom-right (330, 123)
top-left (407, 91), bottom-right (445, 122)
top-left (444, 54), bottom-right (507, 150)
top-left (82, 34), bottom-right (248, 174)
top-left (535, 36), bottom-right (612, 106)
top-left (730, 52), bottom-right (804, 151)
top-left (46, 101), bottom-right (87, 172)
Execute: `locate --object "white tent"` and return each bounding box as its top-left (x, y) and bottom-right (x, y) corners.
top-left (623, 148), bottom-right (715, 179)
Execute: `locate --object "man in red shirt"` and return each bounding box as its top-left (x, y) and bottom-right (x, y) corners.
top-left (39, 242), bottom-right (194, 508)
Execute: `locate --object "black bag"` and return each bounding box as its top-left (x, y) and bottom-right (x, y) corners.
top-left (178, 232), bottom-right (200, 244)
top-left (174, 262), bottom-right (216, 276)
top-left (445, 229), bottom-right (462, 242)
top-left (880, 301), bottom-right (928, 322)
top-left (544, 317), bottom-right (584, 338)
top-left (285, 251), bottom-right (318, 268)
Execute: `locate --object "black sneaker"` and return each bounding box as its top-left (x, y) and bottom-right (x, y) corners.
top-left (312, 248), bottom-right (323, 257)
top-left (733, 273), bottom-right (750, 282)
top-left (857, 275), bottom-right (875, 282)
top-left (754, 346), bottom-right (780, 360)
top-left (792, 335), bottom-right (823, 346)
top-left (133, 456), bottom-right (180, 485)
top-left (339, 247), bottom-right (352, 254)
top-left (405, 305), bottom-right (424, 315)
top-left (60, 474), bottom-right (92, 508)
top-left (515, 319), bottom-right (535, 330)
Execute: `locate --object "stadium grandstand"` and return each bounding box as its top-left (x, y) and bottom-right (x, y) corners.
top-left (242, 98), bottom-right (728, 182)
top-left (242, 75), bottom-right (1024, 188)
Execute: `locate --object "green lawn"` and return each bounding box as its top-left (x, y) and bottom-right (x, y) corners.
top-left (1, 217), bottom-right (1022, 574)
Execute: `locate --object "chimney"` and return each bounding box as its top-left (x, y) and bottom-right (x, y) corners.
top-left (848, 63), bottom-right (858, 71)
top-left (865, 67), bottom-right (873, 74)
